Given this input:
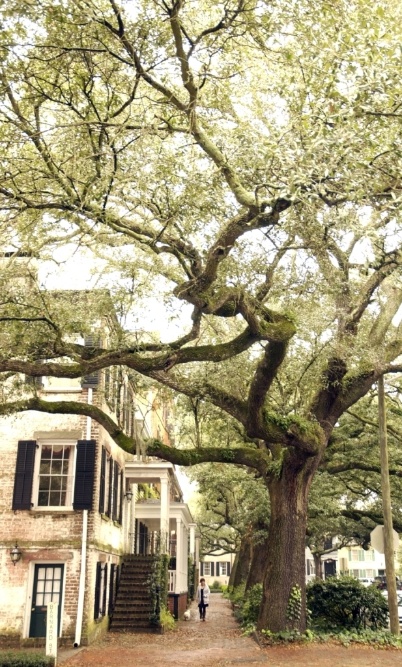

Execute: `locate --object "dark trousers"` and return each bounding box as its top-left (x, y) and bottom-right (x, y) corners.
top-left (198, 602), bottom-right (207, 619)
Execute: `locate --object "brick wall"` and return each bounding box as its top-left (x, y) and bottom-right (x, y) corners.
top-left (167, 593), bottom-right (188, 620)
top-left (0, 389), bottom-right (129, 644)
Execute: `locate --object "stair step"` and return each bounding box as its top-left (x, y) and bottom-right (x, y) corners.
top-left (111, 618), bottom-right (153, 625)
top-left (109, 556), bottom-right (162, 632)
top-left (113, 606), bottom-right (153, 613)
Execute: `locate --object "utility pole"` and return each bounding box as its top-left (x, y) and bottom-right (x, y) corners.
top-left (378, 374), bottom-right (400, 635)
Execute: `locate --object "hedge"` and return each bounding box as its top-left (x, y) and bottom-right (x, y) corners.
top-left (0, 652), bottom-right (54, 667)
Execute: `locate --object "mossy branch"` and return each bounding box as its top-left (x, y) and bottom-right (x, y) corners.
top-left (0, 397), bottom-right (134, 452)
top-left (0, 397), bottom-right (275, 475)
top-left (146, 439), bottom-right (272, 476)
top-left (326, 461), bottom-right (402, 477)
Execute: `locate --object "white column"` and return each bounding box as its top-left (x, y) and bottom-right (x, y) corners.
top-left (182, 523), bottom-right (189, 594)
top-left (160, 473), bottom-right (170, 553)
top-left (189, 523), bottom-right (196, 560)
top-left (176, 517), bottom-right (182, 594)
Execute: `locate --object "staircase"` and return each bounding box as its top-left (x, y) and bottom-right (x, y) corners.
top-left (110, 555), bottom-right (158, 632)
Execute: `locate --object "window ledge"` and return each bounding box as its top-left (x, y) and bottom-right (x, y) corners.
top-left (32, 507), bottom-right (75, 514)
top-left (41, 388), bottom-right (82, 393)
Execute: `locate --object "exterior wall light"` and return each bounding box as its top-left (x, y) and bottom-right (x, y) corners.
top-left (10, 543), bottom-right (22, 566)
top-left (124, 491), bottom-right (133, 502)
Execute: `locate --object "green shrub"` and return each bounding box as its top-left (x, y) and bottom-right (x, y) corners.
top-left (260, 627), bottom-right (402, 647)
top-left (227, 582), bottom-right (263, 630)
top-left (307, 576), bottom-right (388, 631)
top-left (241, 584), bottom-right (263, 626)
top-left (0, 652), bottom-right (53, 667)
top-left (159, 606), bottom-right (176, 632)
top-left (211, 580), bottom-right (221, 590)
top-left (228, 583), bottom-right (246, 607)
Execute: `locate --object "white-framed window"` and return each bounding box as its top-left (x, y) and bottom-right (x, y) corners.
top-left (220, 562), bottom-right (227, 576)
top-left (203, 562), bottom-right (211, 576)
top-left (33, 441), bottom-right (75, 508)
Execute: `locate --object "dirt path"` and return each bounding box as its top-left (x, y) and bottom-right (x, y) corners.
top-left (59, 594), bottom-right (402, 667)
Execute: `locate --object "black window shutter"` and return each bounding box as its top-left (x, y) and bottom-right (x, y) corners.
top-left (106, 457), bottom-right (113, 517)
top-left (108, 564), bottom-right (116, 616)
top-left (211, 562), bottom-right (215, 576)
top-left (116, 564), bottom-right (121, 596)
top-left (200, 562), bottom-right (204, 576)
top-left (94, 562), bottom-right (102, 619)
top-left (73, 440), bottom-right (96, 510)
top-left (227, 562), bottom-right (231, 576)
top-left (216, 562), bottom-right (220, 577)
top-left (82, 335), bottom-right (100, 388)
top-left (99, 448), bottom-right (106, 514)
top-left (118, 470), bottom-right (124, 525)
top-left (12, 441), bottom-right (37, 510)
top-left (112, 461), bottom-right (119, 521)
top-left (102, 563), bottom-right (108, 617)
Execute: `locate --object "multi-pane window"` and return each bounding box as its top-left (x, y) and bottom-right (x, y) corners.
top-left (220, 562), bottom-right (227, 576)
top-left (12, 439), bottom-right (95, 512)
top-left (37, 444), bottom-right (74, 507)
top-left (35, 566), bottom-right (63, 606)
top-left (203, 562), bottom-right (211, 576)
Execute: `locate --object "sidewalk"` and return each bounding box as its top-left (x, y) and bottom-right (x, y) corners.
top-left (59, 593), bottom-right (264, 667)
top-left (58, 594), bottom-right (402, 667)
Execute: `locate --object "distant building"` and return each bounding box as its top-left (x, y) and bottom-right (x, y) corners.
top-left (199, 548), bottom-right (235, 587)
top-left (305, 542), bottom-right (397, 583)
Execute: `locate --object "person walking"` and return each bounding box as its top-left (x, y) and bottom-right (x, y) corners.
top-left (196, 577), bottom-right (210, 621)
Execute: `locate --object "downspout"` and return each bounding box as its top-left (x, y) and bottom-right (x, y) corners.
top-left (74, 388), bottom-right (92, 647)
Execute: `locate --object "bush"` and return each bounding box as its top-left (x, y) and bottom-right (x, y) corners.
top-left (211, 580), bottom-right (221, 590)
top-left (159, 606), bottom-right (176, 632)
top-left (227, 583), bottom-right (246, 608)
top-left (227, 583), bottom-right (262, 629)
top-left (0, 652), bottom-right (53, 667)
top-left (241, 584), bottom-right (263, 626)
top-left (307, 576), bottom-right (388, 631)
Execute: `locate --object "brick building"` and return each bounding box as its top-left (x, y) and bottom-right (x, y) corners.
top-left (0, 281), bottom-right (195, 646)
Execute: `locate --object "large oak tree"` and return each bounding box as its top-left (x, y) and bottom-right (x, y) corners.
top-left (1, 0), bottom-right (402, 631)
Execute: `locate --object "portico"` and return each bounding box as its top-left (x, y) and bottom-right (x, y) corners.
top-left (124, 460), bottom-right (196, 602)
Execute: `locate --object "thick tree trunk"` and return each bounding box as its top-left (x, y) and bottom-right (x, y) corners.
top-left (228, 551), bottom-right (239, 589)
top-left (257, 451), bottom-right (320, 632)
top-left (313, 552), bottom-right (323, 580)
top-left (246, 531), bottom-right (270, 591)
top-left (232, 533), bottom-right (253, 588)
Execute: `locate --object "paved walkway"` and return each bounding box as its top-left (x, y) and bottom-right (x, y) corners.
top-left (58, 594), bottom-right (402, 667)
top-left (59, 594), bottom-right (263, 667)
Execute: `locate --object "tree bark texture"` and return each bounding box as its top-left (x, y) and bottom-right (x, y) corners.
top-left (228, 552), bottom-right (239, 589)
top-left (258, 451), bottom-right (320, 632)
top-left (246, 531), bottom-right (270, 591)
top-left (232, 533), bottom-right (253, 588)
top-left (313, 552), bottom-right (323, 580)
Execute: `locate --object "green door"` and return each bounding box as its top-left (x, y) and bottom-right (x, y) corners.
top-left (29, 565), bottom-right (64, 638)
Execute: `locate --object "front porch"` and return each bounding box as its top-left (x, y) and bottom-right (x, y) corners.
top-left (133, 501), bottom-right (194, 597)
top-left (123, 460), bottom-right (197, 608)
